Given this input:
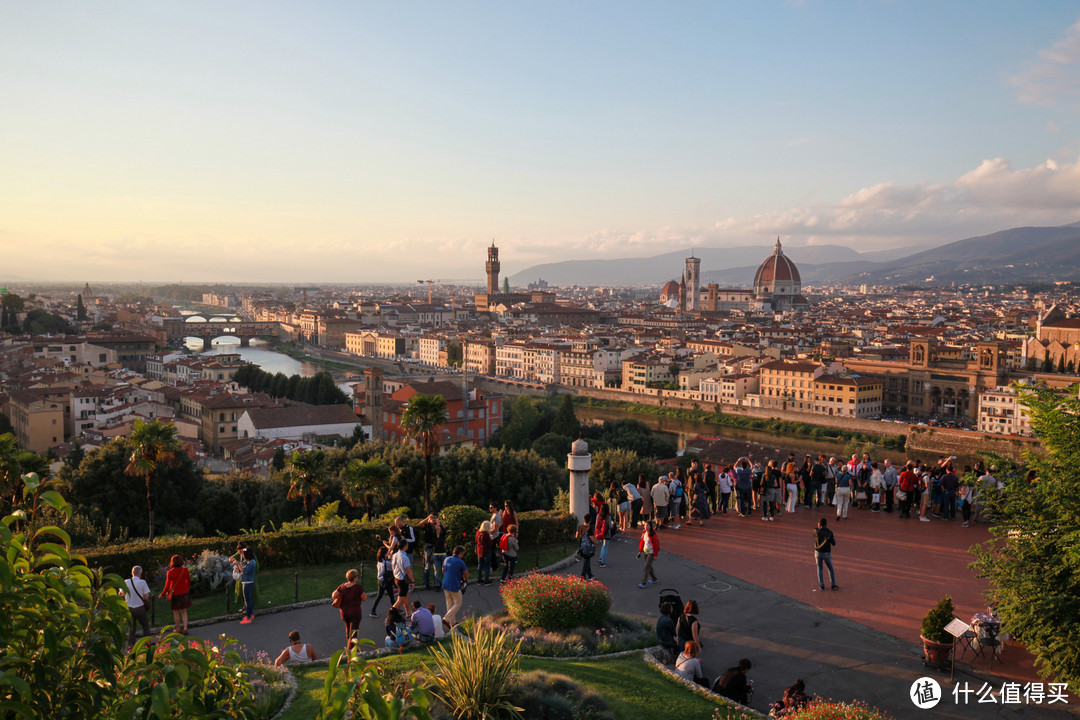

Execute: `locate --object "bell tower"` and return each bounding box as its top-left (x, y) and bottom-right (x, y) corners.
top-left (486, 242), bottom-right (501, 295)
top-left (684, 253), bottom-right (701, 313)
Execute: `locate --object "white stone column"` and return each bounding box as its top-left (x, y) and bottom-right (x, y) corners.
top-left (567, 438), bottom-right (591, 524)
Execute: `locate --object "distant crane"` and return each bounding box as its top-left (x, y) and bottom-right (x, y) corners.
top-left (416, 279), bottom-right (482, 303)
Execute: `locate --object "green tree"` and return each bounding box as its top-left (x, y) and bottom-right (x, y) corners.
top-left (492, 395), bottom-right (542, 450)
top-left (1057, 355), bottom-right (1066, 374)
top-left (531, 432), bottom-right (571, 463)
top-left (124, 419), bottom-right (183, 542)
top-left (65, 440), bottom-right (85, 471)
top-left (340, 456), bottom-right (392, 520)
top-left (76, 293), bottom-right (87, 321)
top-left (550, 394), bottom-right (581, 438)
top-left (973, 386), bottom-right (1080, 686)
top-left (447, 342), bottom-right (463, 367)
top-left (588, 448), bottom-right (661, 494)
top-left (271, 446), bottom-right (287, 471)
top-left (400, 393), bottom-right (449, 514)
top-left (286, 449), bottom-right (328, 525)
top-left (1042, 356), bottom-right (1053, 373)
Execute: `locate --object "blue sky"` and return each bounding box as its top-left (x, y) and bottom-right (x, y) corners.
top-left (2, 2), bottom-right (1080, 282)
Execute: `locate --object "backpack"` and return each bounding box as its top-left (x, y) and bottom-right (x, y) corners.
top-left (673, 481), bottom-right (684, 499)
top-left (579, 534), bottom-right (595, 558)
top-left (605, 517), bottom-right (615, 539)
top-left (499, 534), bottom-right (510, 552)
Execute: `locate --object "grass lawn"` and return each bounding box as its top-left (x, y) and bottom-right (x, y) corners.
top-left (180, 544), bottom-right (574, 624)
top-left (280, 651), bottom-right (733, 720)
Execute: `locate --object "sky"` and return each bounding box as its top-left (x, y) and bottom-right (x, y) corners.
top-left (3, 2), bottom-right (1080, 284)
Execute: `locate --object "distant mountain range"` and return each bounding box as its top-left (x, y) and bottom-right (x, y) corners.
top-left (507, 223), bottom-right (1080, 287)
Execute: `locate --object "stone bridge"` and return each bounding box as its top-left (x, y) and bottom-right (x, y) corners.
top-left (163, 318), bottom-right (283, 350)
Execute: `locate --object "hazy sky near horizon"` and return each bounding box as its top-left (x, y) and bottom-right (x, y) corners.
top-left (4, 2), bottom-right (1080, 283)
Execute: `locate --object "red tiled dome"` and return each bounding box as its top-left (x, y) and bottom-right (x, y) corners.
top-left (660, 280), bottom-right (681, 301)
top-left (754, 239), bottom-right (801, 288)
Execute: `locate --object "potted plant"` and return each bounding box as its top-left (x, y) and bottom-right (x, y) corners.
top-left (920, 595), bottom-right (955, 669)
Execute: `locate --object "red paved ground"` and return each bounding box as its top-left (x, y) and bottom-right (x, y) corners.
top-left (661, 504), bottom-right (1047, 686)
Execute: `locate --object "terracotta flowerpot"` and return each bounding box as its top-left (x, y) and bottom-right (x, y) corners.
top-left (921, 635), bottom-right (953, 669)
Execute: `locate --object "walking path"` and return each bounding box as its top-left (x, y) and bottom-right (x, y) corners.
top-left (192, 512), bottom-right (1076, 719)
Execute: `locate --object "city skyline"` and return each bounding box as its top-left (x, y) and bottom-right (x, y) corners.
top-left (4, 2), bottom-right (1080, 283)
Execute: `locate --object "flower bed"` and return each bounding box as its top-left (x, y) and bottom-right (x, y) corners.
top-left (500, 573), bottom-right (611, 631)
top-left (476, 611), bottom-right (654, 658)
top-left (769, 700), bottom-right (896, 720)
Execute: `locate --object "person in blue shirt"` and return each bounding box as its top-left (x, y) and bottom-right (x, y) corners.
top-left (234, 548), bottom-right (257, 624)
top-left (440, 546), bottom-right (468, 628)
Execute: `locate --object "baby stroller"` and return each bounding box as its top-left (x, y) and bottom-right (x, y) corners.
top-left (658, 588), bottom-right (683, 619)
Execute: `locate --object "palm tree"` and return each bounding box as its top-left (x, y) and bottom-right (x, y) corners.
top-left (286, 450), bottom-right (327, 526)
top-left (340, 456), bottom-right (392, 520)
top-left (124, 419), bottom-right (182, 542)
top-left (400, 393), bottom-right (448, 514)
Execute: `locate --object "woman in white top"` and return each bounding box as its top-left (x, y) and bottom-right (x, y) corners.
top-left (274, 630), bottom-right (317, 667)
top-left (674, 640), bottom-right (706, 686)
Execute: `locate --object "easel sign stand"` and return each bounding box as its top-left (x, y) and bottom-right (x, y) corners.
top-left (945, 617), bottom-right (969, 682)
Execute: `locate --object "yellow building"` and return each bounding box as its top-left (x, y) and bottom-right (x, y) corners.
top-left (759, 360), bottom-right (824, 412)
top-left (812, 374), bottom-right (883, 418)
top-left (5, 389), bottom-right (65, 454)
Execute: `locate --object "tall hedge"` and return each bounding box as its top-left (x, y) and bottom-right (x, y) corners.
top-left (81, 510), bottom-right (577, 582)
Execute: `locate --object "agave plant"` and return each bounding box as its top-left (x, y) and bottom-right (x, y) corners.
top-left (422, 623), bottom-right (523, 720)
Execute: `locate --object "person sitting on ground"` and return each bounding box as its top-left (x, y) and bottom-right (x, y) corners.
top-left (274, 630), bottom-right (317, 667)
top-left (771, 679), bottom-right (810, 714)
top-left (674, 640), bottom-right (708, 686)
top-left (384, 606), bottom-right (412, 649)
top-left (427, 603), bottom-right (446, 639)
top-left (713, 658), bottom-right (753, 705)
top-left (409, 600), bottom-right (436, 643)
top-left (655, 601), bottom-right (679, 663)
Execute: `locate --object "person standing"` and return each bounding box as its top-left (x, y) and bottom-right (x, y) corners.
top-left (475, 520), bottom-right (494, 585)
top-left (595, 504), bottom-right (613, 567)
top-left (655, 601), bottom-right (678, 661)
top-left (650, 475), bottom-right (670, 527)
top-left (235, 548), bottom-right (257, 624)
top-left (882, 459), bottom-right (898, 513)
top-left (762, 460), bottom-right (780, 521)
top-left (869, 462), bottom-right (885, 512)
top-left (331, 568), bottom-right (367, 648)
top-left (811, 455), bottom-right (828, 508)
top-left (369, 547), bottom-right (396, 617)
top-left (624, 479), bottom-right (643, 530)
top-left (123, 565), bottom-right (152, 648)
top-left (391, 543), bottom-right (414, 611)
top-left (160, 554), bottom-right (191, 634)
top-left (897, 462), bottom-right (918, 518)
top-left (834, 464), bottom-right (853, 520)
top-left (441, 546), bottom-right (468, 628)
top-left (814, 518), bottom-right (838, 590)
top-left (419, 513), bottom-right (447, 591)
top-left (717, 465), bottom-right (733, 516)
top-left (704, 463), bottom-right (718, 513)
top-left (735, 459), bottom-right (752, 517)
top-left (637, 520), bottom-right (660, 588)
top-left (637, 474), bottom-right (653, 525)
top-left (941, 465), bottom-right (960, 520)
top-left (668, 471), bottom-right (684, 528)
top-left (487, 503), bottom-right (503, 570)
top-left (577, 519), bottom-right (596, 580)
top-left (499, 524), bottom-right (519, 583)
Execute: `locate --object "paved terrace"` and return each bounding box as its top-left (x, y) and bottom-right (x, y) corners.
top-left (192, 507), bottom-right (1075, 719)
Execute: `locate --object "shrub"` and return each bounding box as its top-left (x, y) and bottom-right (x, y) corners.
top-left (921, 595), bottom-right (955, 644)
top-left (439, 505), bottom-right (490, 561)
top-left (516, 510), bottom-right (577, 549)
top-left (187, 549), bottom-right (235, 593)
top-left (477, 611), bottom-right (653, 657)
top-left (509, 670), bottom-right (614, 720)
top-left (501, 574), bottom-right (611, 631)
top-left (422, 622), bottom-right (522, 720)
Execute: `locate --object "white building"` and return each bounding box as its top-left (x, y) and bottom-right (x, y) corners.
top-left (237, 405), bottom-right (359, 441)
top-left (977, 386), bottom-right (1033, 437)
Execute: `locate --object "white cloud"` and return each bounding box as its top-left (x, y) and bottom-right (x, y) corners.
top-left (697, 154), bottom-right (1080, 251)
top-left (1006, 16), bottom-right (1080, 106)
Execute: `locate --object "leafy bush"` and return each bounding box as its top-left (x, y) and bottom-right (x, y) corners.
top-left (921, 595), bottom-right (955, 644)
top-left (477, 611), bottom-right (653, 657)
top-left (509, 671), bottom-right (614, 720)
top-left (422, 622), bottom-right (522, 720)
top-left (0, 473), bottom-right (268, 719)
top-left (501, 574), bottom-right (611, 631)
top-left (439, 505), bottom-right (490, 561)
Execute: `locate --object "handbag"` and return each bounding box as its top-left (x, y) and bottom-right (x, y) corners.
top-left (871, 493), bottom-right (881, 504)
top-left (897, 490), bottom-right (908, 501)
top-left (332, 593), bottom-right (342, 608)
